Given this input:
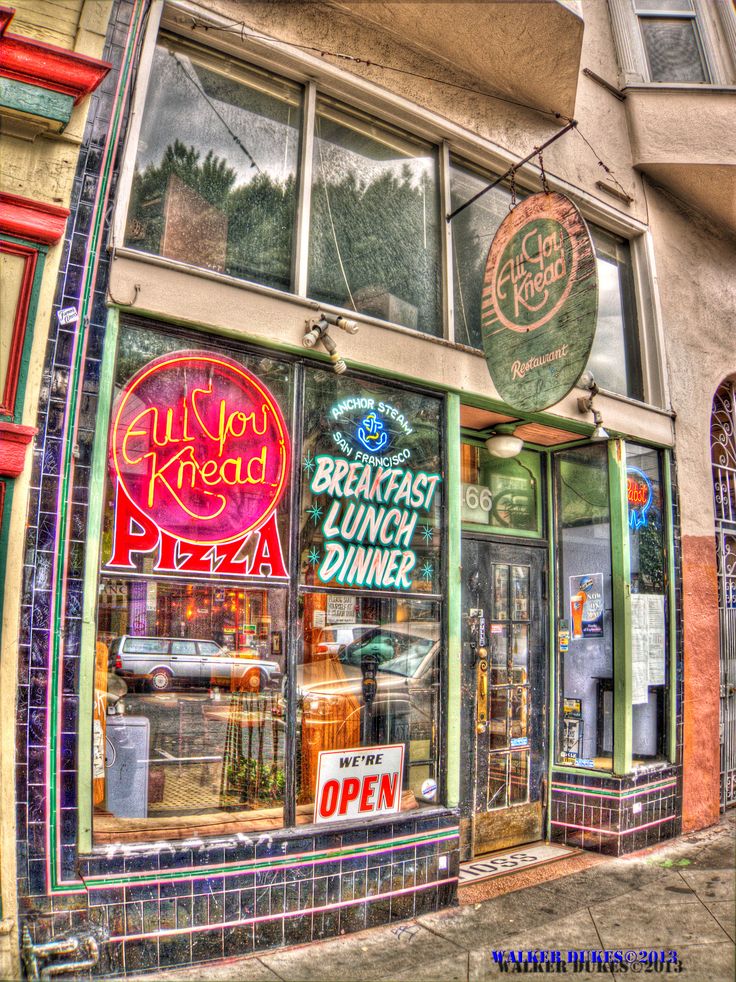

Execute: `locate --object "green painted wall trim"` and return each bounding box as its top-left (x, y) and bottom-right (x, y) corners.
top-left (609, 439), bottom-right (632, 774)
top-left (0, 480), bottom-right (15, 632)
top-left (445, 393), bottom-right (462, 808)
top-left (123, 303), bottom-right (600, 441)
top-left (663, 451), bottom-right (677, 763)
top-left (0, 77), bottom-right (74, 127)
top-left (77, 308), bottom-right (119, 853)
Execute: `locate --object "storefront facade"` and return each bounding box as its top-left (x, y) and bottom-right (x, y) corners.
top-left (8, 0), bottom-right (735, 977)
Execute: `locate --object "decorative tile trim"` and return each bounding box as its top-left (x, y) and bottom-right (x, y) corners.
top-left (109, 876), bottom-right (458, 944)
top-left (550, 778), bottom-right (677, 800)
top-left (83, 827), bottom-right (461, 890)
top-left (551, 815), bottom-right (676, 838)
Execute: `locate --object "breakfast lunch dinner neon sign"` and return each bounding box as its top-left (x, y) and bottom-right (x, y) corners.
top-left (107, 351), bottom-right (290, 579)
top-left (305, 395), bottom-right (441, 591)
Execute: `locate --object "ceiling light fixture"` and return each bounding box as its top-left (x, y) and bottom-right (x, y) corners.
top-left (485, 423), bottom-right (524, 458)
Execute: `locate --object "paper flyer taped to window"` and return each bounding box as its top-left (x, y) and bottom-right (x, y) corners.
top-left (631, 593), bottom-right (666, 701)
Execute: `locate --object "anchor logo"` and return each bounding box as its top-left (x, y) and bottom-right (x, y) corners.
top-left (356, 412), bottom-right (389, 454)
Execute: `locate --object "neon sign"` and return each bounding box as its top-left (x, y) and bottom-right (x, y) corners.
top-left (107, 351), bottom-right (290, 579)
top-left (356, 412), bottom-right (389, 454)
top-left (627, 466), bottom-right (653, 530)
top-left (329, 397), bottom-right (413, 467)
top-left (309, 456), bottom-right (441, 590)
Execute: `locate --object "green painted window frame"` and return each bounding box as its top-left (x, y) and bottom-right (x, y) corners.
top-left (77, 308), bottom-right (455, 851)
top-left (460, 439), bottom-right (544, 540)
top-left (551, 439), bottom-right (676, 777)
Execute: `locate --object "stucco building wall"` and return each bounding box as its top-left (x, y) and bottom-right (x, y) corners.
top-left (645, 184), bottom-right (736, 829)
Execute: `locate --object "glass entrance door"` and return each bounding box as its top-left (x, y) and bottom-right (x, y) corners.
top-left (463, 539), bottom-right (547, 856)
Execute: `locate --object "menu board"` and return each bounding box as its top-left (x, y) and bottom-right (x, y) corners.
top-left (631, 593), bottom-right (666, 704)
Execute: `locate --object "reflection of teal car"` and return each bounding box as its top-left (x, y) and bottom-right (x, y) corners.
top-left (338, 626), bottom-right (437, 673)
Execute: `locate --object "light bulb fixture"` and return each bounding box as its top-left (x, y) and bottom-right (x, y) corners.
top-left (485, 423), bottom-right (523, 459)
top-left (303, 312), bottom-right (358, 374)
top-left (576, 372), bottom-right (610, 441)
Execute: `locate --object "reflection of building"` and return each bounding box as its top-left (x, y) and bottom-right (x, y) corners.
top-left (3, 0), bottom-right (735, 977)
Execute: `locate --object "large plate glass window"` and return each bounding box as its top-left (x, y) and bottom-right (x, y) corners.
top-left (297, 368), bottom-right (444, 814)
top-left (308, 98), bottom-right (442, 337)
top-left (554, 444), bottom-right (614, 770)
top-left (626, 443), bottom-right (669, 761)
top-left (124, 37), bottom-right (302, 291)
top-left (93, 323), bottom-right (293, 840)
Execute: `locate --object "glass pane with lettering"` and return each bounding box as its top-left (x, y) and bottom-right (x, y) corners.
top-left (300, 366), bottom-right (443, 595)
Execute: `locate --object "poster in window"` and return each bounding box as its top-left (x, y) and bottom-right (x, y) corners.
top-left (569, 573), bottom-right (604, 639)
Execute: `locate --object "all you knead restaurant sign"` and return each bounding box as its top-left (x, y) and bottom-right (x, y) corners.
top-left (481, 191), bottom-right (599, 414)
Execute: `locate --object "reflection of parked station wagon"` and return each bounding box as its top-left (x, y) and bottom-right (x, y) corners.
top-left (110, 636), bottom-right (281, 692)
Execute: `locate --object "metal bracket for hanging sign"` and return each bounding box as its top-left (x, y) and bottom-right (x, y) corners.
top-left (446, 119), bottom-right (577, 222)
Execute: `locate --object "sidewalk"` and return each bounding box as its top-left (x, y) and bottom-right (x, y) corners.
top-left (127, 811), bottom-right (735, 982)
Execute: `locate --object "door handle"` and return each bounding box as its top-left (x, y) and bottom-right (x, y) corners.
top-left (476, 654), bottom-right (488, 727)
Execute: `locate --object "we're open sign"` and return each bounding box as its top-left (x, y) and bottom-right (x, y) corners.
top-left (313, 745), bottom-right (404, 824)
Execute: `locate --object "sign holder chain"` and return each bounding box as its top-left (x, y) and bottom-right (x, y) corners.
top-left (536, 149), bottom-right (551, 195)
top-left (509, 168), bottom-right (518, 211)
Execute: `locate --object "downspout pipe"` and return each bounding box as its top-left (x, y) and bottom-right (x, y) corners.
top-left (21, 925), bottom-right (102, 980)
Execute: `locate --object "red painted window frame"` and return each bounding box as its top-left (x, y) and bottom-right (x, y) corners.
top-left (1, 239), bottom-right (38, 417)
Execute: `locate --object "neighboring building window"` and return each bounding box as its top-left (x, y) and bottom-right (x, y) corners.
top-left (308, 98), bottom-right (442, 336)
top-left (634, 0), bottom-right (710, 82)
top-left (449, 157), bottom-right (643, 399)
top-left (124, 38), bottom-right (302, 292)
top-left (0, 239), bottom-right (41, 419)
top-left (554, 443), bottom-right (614, 771)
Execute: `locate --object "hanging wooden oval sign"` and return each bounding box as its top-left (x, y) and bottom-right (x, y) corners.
top-left (480, 191), bottom-right (598, 414)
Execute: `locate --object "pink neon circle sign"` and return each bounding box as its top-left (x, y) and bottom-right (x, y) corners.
top-left (110, 351), bottom-right (290, 545)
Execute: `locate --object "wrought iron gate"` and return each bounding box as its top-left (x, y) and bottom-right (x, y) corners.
top-left (712, 381), bottom-right (736, 808)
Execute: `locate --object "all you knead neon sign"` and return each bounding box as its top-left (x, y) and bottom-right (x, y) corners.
top-left (106, 351), bottom-right (290, 579)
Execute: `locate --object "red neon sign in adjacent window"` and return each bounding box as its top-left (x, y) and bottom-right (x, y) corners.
top-left (108, 351), bottom-right (290, 578)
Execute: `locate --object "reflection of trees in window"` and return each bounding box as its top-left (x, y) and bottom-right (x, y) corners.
top-left (126, 141), bottom-right (295, 292)
top-left (308, 165), bottom-right (441, 335)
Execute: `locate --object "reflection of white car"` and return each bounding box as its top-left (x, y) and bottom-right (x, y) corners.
top-left (313, 624), bottom-right (371, 657)
top-left (111, 636), bottom-right (281, 692)
top-left (298, 623), bottom-right (440, 732)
